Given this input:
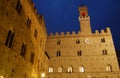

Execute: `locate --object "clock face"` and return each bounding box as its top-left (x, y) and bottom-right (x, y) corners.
top-left (85, 38), bottom-right (90, 44)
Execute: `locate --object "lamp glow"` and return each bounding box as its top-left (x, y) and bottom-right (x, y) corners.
top-left (41, 73), bottom-right (45, 77)
top-left (0, 76), bottom-right (4, 78)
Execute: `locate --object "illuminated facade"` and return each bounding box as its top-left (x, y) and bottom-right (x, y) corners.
top-left (45, 5), bottom-right (120, 78)
top-left (0, 0), bottom-right (120, 78)
top-left (0, 0), bottom-right (48, 78)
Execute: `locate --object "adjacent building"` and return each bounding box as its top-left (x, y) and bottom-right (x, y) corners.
top-left (0, 0), bottom-right (48, 78)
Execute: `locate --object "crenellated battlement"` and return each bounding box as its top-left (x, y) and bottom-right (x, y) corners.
top-left (48, 27), bottom-right (111, 37)
top-left (95, 27), bottom-right (111, 34)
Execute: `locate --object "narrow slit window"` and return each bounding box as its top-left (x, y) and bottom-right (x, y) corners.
top-left (21, 43), bottom-right (26, 57)
top-left (16, 0), bottom-right (22, 13)
top-left (30, 52), bottom-right (35, 64)
top-left (5, 30), bottom-right (15, 48)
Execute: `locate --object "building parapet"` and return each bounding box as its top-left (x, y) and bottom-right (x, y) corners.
top-left (48, 27), bottom-right (111, 37)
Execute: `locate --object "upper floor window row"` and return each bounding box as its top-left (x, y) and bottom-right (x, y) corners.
top-left (56, 38), bottom-right (106, 45)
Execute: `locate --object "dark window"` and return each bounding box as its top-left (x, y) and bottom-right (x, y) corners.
top-left (16, 0), bottom-right (22, 13)
top-left (57, 50), bottom-right (61, 56)
top-left (30, 52), bottom-right (35, 64)
top-left (26, 17), bottom-right (32, 27)
top-left (34, 29), bottom-right (38, 38)
top-left (102, 49), bottom-right (107, 55)
top-left (57, 39), bottom-right (61, 45)
top-left (77, 51), bottom-right (82, 56)
top-left (76, 39), bottom-right (80, 44)
top-left (21, 43), bottom-right (26, 57)
top-left (101, 38), bottom-right (105, 43)
top-left (5, 30), bottom-right (15, 48)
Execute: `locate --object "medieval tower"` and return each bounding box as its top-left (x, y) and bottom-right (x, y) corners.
top-left (0, 0), bottom-right (120, 78)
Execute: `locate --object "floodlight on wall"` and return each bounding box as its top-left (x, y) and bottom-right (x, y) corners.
top-left (0, 76), bottom-right (4, 78)
top-left (41, 72), bottom-right (45, 78)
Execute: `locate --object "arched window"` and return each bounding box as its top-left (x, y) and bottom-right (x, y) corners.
top-left (68, 66), bottom-right (73, 73)
top-left (49, 66), bottom-right (53, 73)
top-left (58, 66), bottom-right (63, 72)
top-left (79, 65), bottom-right (85, 72)
top-left (106, 64), bottom-right (112, 72)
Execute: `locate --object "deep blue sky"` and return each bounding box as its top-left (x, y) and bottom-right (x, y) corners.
top-left (32, 0), bottom-right (120, 50)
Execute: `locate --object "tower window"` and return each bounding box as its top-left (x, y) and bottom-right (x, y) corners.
top-left (76, 39), bottom-right (80, 44)
top-left (58, 66), bottom-right (63, 72)
top-left (57, 50), bottom-right (61, 56)
top-left (5, 30), bottom-right (15, 48)
top-left (16, 0), bottom-right (22, 13)
top-left (79, 65), bottom-right (85, 72)
top-left (34, 29), bottom-right (38, 39)
top-left (49, 67), bottom-right (53, 73)
top-left (101, 38), bottom-right (105, 43)
top-left (30, 52), bottom-right (35, 64)
top-left (106, 64), bottom-right (112, 72)
top-left (77, 50), bottom-right (82, 56)
top-left (68, 66), bottom-right (73, 73)
top-left (57, 39), bottom-right (61, 45)
top-left (26, 17), bottom-right (32, 27)
top-left (21, 43), bottom-right (26, 57)
top-left (102, 49), bottom-right (107, 55)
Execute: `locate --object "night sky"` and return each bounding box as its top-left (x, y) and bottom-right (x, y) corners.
top-left (32, 0), bottom-right (120, 50)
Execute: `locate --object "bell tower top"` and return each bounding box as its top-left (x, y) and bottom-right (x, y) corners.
top-left (78, 6), bottom-right (92, 34)
top-left (79, 6), bottom-right (88, 17)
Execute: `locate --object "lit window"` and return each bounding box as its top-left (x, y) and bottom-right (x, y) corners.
top-left (79, 66), bottom-right (85, 72)
top-left (49, 67), bottom-right (53, 73)
top-left (68, 66), bottom-right (72, 73)
top-left (106, 64), bottom-right (112, 72)
top-left (58, 66), bottom-right (63, 72)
